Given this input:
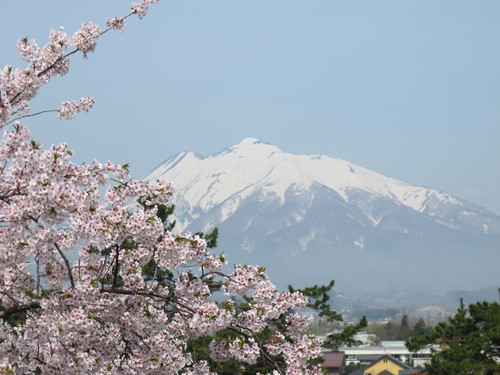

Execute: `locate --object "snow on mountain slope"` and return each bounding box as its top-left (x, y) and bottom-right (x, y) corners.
top-left (146, 137), bottom-right (465, 229)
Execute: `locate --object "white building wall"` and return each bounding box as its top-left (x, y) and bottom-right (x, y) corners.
top-left (337, 341), bottom-right (437, 367)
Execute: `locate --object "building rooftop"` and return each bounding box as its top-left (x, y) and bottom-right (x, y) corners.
top-left (323, 352), bottom-right (345, 368)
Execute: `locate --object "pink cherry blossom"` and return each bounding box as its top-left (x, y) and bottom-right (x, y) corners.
top-left (58, 96), bottom-right (95, 119)
top-left (0, 1), bottom-right (326, 374)
top-left (68, 22), bottom-right (101, 58)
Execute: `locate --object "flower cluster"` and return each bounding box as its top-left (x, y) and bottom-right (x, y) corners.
top-left (68, 22), bottom-right (101, 58)
top-left (131, 0), bottom-right (160, 19)
top-left (58, 96), bottom-right (95, 119)
top-left (106, 17), bottom-right (126, 33)
top-left (0, 0), bottom-right (161, 129)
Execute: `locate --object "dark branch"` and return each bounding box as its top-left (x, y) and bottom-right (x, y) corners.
top-left (100, 288), bottom-right (169, 300)
top-left (112, 246), bottom-right (120, 289)
top-left (54, 242), bottom-right (75, 289)
top-left (0, 301), bottom-right (41, 318)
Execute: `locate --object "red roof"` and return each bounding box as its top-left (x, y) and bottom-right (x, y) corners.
top-left (323, 352), bottom-right (345, 368)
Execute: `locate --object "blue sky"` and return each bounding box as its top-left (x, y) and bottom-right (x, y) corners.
top-left (2, 0), bottom-right (499, 210)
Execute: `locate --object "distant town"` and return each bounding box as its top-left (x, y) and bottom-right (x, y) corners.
top-left (315, 288), bottom-right (499, 374)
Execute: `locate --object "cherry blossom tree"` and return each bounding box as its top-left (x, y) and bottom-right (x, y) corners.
top-left (0, 1), bottom-right (324, 374)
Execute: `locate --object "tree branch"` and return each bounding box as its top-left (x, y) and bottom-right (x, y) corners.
top-left (100, 288), bottom-right (168, 301)
top-left (54, 242), bottom-right (75, 289)
top-left (5, 109), bottom-right (60, 126)
top-left (112, 245), bottom-right (120, 289)
top-left (0, 301), bottom-right (41, 318)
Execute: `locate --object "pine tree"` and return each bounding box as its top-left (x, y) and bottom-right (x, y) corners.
top-left (400, 314), bottom-right (411, 340)
top-left (406, 294), bottom-right (500, 375)
top-left (289, 281), bottom-right (368, 350)
top-left (410, 318), bottom-right (430, 338)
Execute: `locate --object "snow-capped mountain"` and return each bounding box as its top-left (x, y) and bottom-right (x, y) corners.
top-left (144, 138), bottom-right (500, 293)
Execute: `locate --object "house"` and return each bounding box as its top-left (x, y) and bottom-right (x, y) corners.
top-left (323, 352), bottom-right (346, 375)
top-left (357, 355), bottom-right (386, 365)
top-left (345, 355), bottom-right (411, 375)
top-left (352, 331), bottom-right (378, 347)
top-left (340, 340), bottom-right (435, 367)
top-left (398, 370), bottom-right (428, 375)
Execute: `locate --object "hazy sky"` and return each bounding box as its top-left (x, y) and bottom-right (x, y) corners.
top-left (2, 0), bottom-right (499, 210)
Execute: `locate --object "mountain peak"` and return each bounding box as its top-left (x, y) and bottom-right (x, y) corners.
top-left (224, 137), bottom-right (283, 155)
top-left (237, 137), bottom-right (262, 145)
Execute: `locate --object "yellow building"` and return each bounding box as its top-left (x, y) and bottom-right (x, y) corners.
top-left (362, 355), bottom-right (411, 375)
